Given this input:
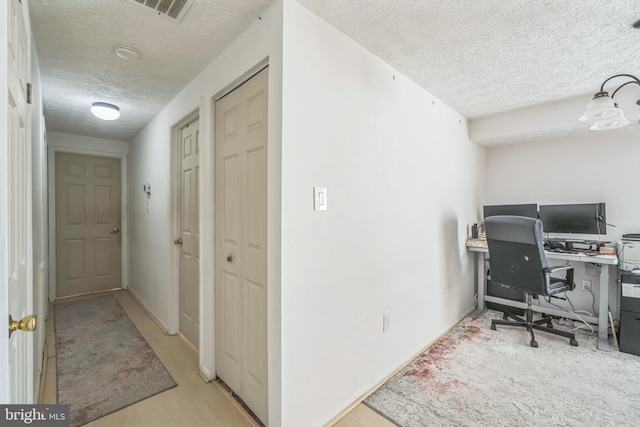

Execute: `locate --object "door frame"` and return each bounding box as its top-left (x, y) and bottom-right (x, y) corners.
top-left (169, 109), bottom-right (200, 337)
top-left (47, 146), bottom-right (128, 301)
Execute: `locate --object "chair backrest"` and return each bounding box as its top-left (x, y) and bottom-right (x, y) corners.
top-left (485, 215), bottom-right (548, 295)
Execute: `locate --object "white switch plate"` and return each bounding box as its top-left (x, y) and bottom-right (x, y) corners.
top-left (313, 187), bottom-right (327, 211)
top-left (383, 312), bottom-right (391, 333)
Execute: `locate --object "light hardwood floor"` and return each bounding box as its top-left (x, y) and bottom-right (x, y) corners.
top-left (333, 405), bottom-right (395, 427)
top-left (40, 289), bottom-right (391, 426)
top-left (41, 290), bottom-right (259, 426)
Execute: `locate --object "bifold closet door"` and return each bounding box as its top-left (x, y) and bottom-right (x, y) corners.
top-left (215, 67), bottom-right (268, 424)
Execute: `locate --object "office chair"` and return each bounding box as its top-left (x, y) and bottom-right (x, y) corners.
top-left (484, 215), bottom-right (578, 348)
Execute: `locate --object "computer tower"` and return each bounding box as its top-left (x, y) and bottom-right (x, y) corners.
top-left (619, 273), bottom-right (640, 356)
top-left (486, 270), bottom-right (525, 316)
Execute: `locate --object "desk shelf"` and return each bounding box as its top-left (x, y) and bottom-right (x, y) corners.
top-left (467, 239), bottom-right (618, 350)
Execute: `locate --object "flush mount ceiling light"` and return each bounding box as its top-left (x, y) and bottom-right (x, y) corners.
top-left (114, 45), bottom-right (140, 61)
top-left (579, 74), bottom-right (640, 131)
top-left (91, 102), bottom-right (120, 121)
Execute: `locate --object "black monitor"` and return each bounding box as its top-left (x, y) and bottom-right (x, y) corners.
top-left (538, 203), bottom-right (606, 235)
top-left (483, 203), bottom-right (538, 219)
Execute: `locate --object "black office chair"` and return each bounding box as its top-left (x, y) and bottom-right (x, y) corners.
top-left (484, 215), bottom-right (578, 348)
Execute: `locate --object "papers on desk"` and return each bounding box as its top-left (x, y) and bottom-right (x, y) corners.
top-left (465, 238), bottom-right (487, 248)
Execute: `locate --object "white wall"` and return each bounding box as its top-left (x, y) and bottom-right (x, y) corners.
top-left (127, 0), bottom-right (486, 424)
top-left (127, 1), bottom-right (283, 424)
top-left (469, 95), bottom-right (591, 146)
top-left (47, 132), bottom-right (128, 155)
top-left (469, 81), bottom-right (640, 147)
top-left (280, 2), bottom-right (485, 425)
top-left (485, 131), bottom-right (640, 321)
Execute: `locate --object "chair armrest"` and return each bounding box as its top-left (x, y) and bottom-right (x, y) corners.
top-left (544, 266), bottom-right (575, 291)
top-left (544, 265), bottom-right (574, 274)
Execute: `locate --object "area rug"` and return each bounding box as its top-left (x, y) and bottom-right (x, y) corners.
top-left (55, 294), bottom-right (176, 427)
top-left (364, 310), bottom-right (640, 426)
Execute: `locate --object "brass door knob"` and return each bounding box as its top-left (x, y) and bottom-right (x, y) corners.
top-left (226, 255), bottom-right (233, 263)
top-left (9, 314), bottom-right (37, 338)
top-left (174, 238), bottom-right (183, 245)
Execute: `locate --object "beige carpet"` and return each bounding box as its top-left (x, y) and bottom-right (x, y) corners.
top-left (365, 310), bottom-right (640, 426)
top-left (55, 294), bottom-right (176, 427)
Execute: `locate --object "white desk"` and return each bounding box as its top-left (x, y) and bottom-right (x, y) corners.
top-left (467, 240), bottom-right (618, 350)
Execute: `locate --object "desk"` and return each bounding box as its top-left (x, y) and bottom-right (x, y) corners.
top-left (467, 240), bottom-right (618, 350)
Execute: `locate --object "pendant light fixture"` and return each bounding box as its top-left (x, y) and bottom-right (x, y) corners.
top-left (579, 74), bottom-right (640, 131)
top-left (91, 102), bottom-right (120, 121)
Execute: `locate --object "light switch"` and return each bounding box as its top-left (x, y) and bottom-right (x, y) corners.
top-left (314, 187), bottom-right (327, 211)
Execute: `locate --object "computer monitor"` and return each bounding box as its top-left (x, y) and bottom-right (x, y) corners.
top-left (538, 203), bottom-right (606, 235)
top-left (483, 203), bottom-right (538, 219)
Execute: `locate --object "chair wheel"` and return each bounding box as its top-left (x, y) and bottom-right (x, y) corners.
top-left (502, 313), bottom-right (508, 320)
top-left (547, 322), bottom-right (553, 328)
top-left (570, 339), bottom-right (578, 347)
top-left (491, 323), bottom-right (496, 330)
top-left (530, 340), bottom-right (538, 348)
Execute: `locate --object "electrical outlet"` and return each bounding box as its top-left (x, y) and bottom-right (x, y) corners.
top-left (581, 280), bottom-right (591, 292)
top-left (383, 313), bottom-right (391, 333)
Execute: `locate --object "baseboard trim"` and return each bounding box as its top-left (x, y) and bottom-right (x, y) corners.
top-left (199, 365), bottom-right (215, 382)
top-left (324, 306), bottom-right (476, 426)
top-left (55, 287), bottom-right (122, 301)
top-left (212, 379), bottom-right (262, 427)
top-left (37, 344), bottom-right (48, 404)
top-left (126, 288), bottom-right (171, 335)
top-left (198, 370), bottom-right (211, 383)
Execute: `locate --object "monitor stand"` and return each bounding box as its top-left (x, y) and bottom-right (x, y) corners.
top-left (564, 239), bottom-right (585, 250)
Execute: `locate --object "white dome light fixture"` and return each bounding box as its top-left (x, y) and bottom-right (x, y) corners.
top-left (91, 102), bottom-right (120, 121)
top-left (114, 45), bottom-right (140, 61)
top-left (579, 74), bottom-right (640, 131)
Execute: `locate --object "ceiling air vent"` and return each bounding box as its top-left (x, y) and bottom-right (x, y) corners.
top-left (123, 0), bottom-right (194, 22)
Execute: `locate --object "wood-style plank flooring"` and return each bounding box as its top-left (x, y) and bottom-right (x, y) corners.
top-left (333, 405), bottom-right (395, 427)
top-left (40, 290), bottom-right (258, 426)
top-left (40, 289), bottom-right (392, 426)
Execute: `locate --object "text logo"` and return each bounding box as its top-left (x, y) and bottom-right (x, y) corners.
top-left (0, 405), bottom-right (69, 426)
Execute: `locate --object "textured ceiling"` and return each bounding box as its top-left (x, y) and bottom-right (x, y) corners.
top-left (297, 0), bottom-right (640, 119)
top-left (30, 0), bottom-right (640, 142)
top-left (30, 0), bottom-right (273, 141)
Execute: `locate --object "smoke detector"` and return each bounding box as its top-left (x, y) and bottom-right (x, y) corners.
top-left (122, 0), bottom-right (194, 23)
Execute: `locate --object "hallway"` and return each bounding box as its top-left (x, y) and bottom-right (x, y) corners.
top-left (40, 290), bottom-right (260, 427)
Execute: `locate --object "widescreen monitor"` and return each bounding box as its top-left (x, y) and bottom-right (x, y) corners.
top-left (483, 203), bottom-right (538, 219)
top-left (538, 203), bottom-right (606, 235)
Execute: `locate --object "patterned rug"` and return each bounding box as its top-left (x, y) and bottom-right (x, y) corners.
top-left (55, 294), bottom-right (176, 426)
top-left (364, 310), bottom-right (640, 426)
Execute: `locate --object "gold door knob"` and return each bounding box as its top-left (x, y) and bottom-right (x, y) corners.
top-left (174, 238), bottom-right (183, 245)
top-left (8, 314), bottom-right (37, 338)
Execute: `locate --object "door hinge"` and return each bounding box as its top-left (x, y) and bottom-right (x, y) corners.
top-left (27, 83), bottom-right (32, 104)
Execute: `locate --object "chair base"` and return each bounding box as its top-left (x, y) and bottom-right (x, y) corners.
top-left (490, 309), bottom-right (578, 348)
